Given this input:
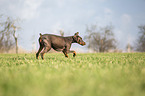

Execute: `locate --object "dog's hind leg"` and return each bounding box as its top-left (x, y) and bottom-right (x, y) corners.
top-left (36, 45), bottom-right (44, 59)
top-left (40, 46), bottom-right (51, 60)
top-left (39, 39), bottom-right (51, 60)
top-left (36, 34), bottom-right (44, 59)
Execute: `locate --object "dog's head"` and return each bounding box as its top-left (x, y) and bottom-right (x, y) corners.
top-left (73, 32), bottom-right (86, 46)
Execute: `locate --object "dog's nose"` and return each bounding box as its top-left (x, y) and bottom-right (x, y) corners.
top-left (81, 42), bottom-right (86, 46)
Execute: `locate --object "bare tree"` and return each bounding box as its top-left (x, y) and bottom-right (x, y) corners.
top-left (0, 17), bottom-right (14, 52)
top-left (11, 22), bottom-right (20, 54)
top-left (59, 29), bottom-right (64, 36)
top-left (85, 24), bottom-right (117, 52)
top-left (135, 25), bottom-right (145, 52)
top-left (0, 16), bottom-right (20, 53)
top-left (126, 43), bottom-right (133, 53)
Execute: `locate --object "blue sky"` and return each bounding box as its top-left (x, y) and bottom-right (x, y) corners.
top-left (0, 0), bottom-right (145, 52)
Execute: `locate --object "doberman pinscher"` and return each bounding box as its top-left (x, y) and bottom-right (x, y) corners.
top-left (36, 32), bottom-right (86, 59)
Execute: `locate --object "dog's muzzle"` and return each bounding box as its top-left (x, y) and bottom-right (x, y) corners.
top-left (80, 42), bottom-right (86, 46)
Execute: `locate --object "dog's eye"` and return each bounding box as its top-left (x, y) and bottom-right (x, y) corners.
top-left (78, 38), bottom-right (81, 42)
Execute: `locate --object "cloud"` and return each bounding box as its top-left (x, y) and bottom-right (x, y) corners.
top-left (55, 0), bottom-right (66, 8)
top-left (98, 0), bottom-right (107, 2)
top-left (115, 14), bottom-right (133, 49)
top-left (104, 8), bottom-right (113, 14)
top-left (93, 8), bottom-right (113, 26)
top-left (20, 0), bottom-right (43, 20)
top-left (104, 8), bottom-right (113, 22)
top-left (121, 14), bottom-right (132, 26)
top-left (120, 14), bottom-right (132, 36)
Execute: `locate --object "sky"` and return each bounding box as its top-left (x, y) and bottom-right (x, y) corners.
top-left (0, 0), bottom-right (145, 52)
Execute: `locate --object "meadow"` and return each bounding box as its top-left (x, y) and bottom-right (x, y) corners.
top-left (0, 53), bottom-right (145, 96)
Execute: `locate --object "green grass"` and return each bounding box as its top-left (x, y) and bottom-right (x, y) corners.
top-left (0, 53), bottom-right (145, 96)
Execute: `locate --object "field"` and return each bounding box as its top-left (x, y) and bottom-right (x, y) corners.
top-left (0, 53), bottom-right (145, 96)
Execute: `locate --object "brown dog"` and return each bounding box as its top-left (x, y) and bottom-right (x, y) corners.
top-left (36, 32), bottom-right (86, 59)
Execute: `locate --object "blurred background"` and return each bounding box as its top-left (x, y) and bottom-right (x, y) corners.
top-left (0, 0), bottom-right (145, 53)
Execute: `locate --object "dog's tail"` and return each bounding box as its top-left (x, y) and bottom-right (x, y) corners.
top-left (39, 33), bottom-right (43, 43)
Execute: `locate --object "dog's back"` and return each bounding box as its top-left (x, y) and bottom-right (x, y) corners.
top-left (39, 34), bottom-right (66, 51)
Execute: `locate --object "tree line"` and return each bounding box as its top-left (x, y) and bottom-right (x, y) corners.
top-left (85, 24), bottom-right (145, 52)
top-left (0, 15), bottom-right (20, 53)
top-left (0, 15), bottom-right (145, 53)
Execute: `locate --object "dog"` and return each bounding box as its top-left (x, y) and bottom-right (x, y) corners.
top-left (36, 32), bottom-right (86, 59)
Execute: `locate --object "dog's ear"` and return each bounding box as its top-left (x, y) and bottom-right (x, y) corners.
top-left (74, 32), bottom-right (79, 36)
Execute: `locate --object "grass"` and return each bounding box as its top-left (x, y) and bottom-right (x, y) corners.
top-left (0, 53), bottom-right (145, 96)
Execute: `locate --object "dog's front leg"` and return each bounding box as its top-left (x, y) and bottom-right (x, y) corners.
top-left (62, 50), bottom-right (69, 58)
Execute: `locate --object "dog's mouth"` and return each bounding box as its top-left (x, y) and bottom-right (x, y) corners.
top-left (79, 42), bottom-right (86, 46)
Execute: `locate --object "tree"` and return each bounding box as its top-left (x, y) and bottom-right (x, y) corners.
top-left (126, 43), bottom-right (133, 53)
top-left (85, 24), bottom-right (117, 52)
top-left (0, 16), bottom-right (20, 53)
top-left (135, 25), bottom-right (145, 52)
top-left (59, 29), bottom-right (64, 36)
